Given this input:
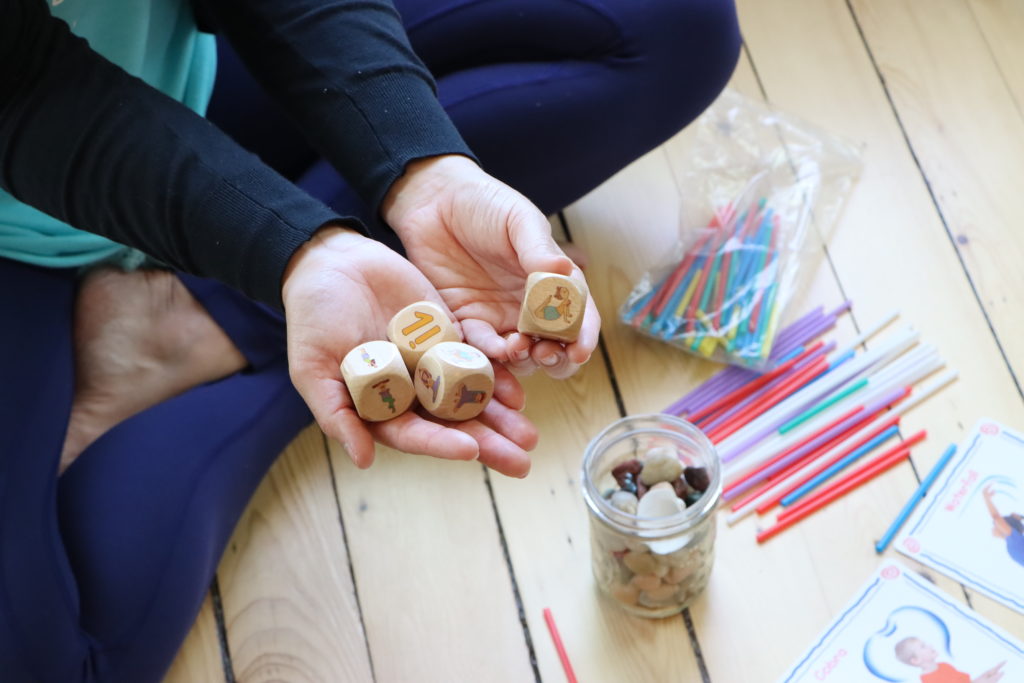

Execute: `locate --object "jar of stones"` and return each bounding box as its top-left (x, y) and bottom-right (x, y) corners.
top-left (581, 414), bottom-right (721, 618)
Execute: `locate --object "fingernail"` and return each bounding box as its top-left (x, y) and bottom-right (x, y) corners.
top-left (540, 354), bottom-right (560, 366)
top-left (514, 349), bottom-right (530, 362)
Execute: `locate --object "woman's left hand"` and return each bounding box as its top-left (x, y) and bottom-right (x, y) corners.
top-left (381, 155), bottom-right (601, 378)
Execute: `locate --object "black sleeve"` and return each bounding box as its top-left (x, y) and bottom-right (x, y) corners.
top-left (194, 0), bottom-right (476, 214)
top-left (0, 0), bottom-right (357, 308)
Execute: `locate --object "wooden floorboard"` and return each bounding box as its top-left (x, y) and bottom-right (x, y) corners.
top-left (327, 442), bottom-right (536, 683)
top-left (169, 1), bottom-right (1024, 678)
top-left (739, 0), bottom-right (1024, 642)
top-left (969, 0), bottom-right (1024, 115)
top-left (489, 351), bottom-right (706, 681)
top-left (164, 594), bottom-right (226, 683)
top-left (217, 426), bottom-right (373, 683)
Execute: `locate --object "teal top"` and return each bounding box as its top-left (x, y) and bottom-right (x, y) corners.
top-left (0, 0), bottom-right (215, 269)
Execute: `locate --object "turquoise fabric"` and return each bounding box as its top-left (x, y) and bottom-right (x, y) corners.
top-left (0, 0), bottom-right (216, 269)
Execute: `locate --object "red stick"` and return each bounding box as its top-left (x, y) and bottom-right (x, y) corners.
top-left (543, 608), bottom-right (578, 683)
top-left (746, 415), bottom-right (903, 514)
top-left (760, 402), bottom-right (898, 487)
top-left (723, 405), bottom-right (865, 495)
top-left (683, 229), bottom-right (729, 330)
top-left (757, 446), bottom-right (914, 544)
top-left (688, 341), bottom-right (824, 424)
top-left (634, 226), bottom-right (718, 324)
top-left (707, 358), bottom-right (829, 443)
top-left (777, 429), bottom-right (927, 523)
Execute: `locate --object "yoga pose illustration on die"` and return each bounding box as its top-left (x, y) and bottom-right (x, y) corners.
top-left (535, 285), bottom-right (574, 323)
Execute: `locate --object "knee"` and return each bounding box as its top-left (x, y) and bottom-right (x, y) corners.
top-left (612, 0), bottom-right (742, 138)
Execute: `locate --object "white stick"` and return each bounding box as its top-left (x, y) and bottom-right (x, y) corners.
top-left (722, 350), bottom-right (943, 484)
top-left (725, 369), bottom-right (958, 525)
top-left (716, 327), bottom-right (920, 460)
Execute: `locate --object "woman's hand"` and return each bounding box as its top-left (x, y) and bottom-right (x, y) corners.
top-left (281, 226), bottom-right (536, 477)
top-left (381, 155), bottom-right (600, 378)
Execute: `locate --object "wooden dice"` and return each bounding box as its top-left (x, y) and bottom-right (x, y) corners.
top-left (517, 272), bottom-right (588, 343)
top-left (386, 301), bottom-right (460, 371)
top-left (414, 342), bottom-right (494, 421)
top-left (340, 341), bottom-right (415, 422)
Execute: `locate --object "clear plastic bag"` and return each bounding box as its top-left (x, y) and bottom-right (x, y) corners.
top-left (620, 90), bottom-right (862, 370)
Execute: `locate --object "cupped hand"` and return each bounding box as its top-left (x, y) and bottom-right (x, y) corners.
top-left (381, 155), bottom-right (600, 379)
top-left (281, 226), bottom-right (536, 477)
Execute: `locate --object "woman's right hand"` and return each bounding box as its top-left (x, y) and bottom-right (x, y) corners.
top-left (281, 226), bottom-right (536, 477)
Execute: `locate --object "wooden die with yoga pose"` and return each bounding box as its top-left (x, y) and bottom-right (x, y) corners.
top-left (340, 341), bottom-right (416, 422)
top-left (387, 300), bottom-right (460, 371)
top-left (517, 272), bottom-right (588, 343)
top-left (414, 341), bottom-right (494, 421)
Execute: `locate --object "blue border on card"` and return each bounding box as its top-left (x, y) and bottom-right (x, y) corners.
top-left (904, 428), bottom-right (1024, 611)
top-left (902, 572), bottom-right (1024, 656)
top-left (782, 568), bottom-right (1024, 682)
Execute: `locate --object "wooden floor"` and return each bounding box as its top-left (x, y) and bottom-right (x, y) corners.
top-left (166, 1), bottom-right (1024, 680)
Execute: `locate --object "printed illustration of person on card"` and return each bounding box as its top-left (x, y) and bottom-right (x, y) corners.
top-left (894, 636), bottom-right (1005, 683)
top-left (982, 485), bottom-right (1024, 568)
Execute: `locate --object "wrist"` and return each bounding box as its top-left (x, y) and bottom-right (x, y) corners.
top-left (381, 154), bottom-right (480, 228)
top-left (281, 224), bottom-right (366, 308)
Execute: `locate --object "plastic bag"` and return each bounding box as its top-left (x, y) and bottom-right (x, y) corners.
top-left (620, 89), bottom-right (862, 370)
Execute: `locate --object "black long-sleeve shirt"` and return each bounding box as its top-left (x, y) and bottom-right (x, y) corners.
top-left (0, 0), bottom-right (473, 307)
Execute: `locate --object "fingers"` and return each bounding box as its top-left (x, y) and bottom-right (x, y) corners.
top-left (477, 398), bottom-right (538, 452)
top-left (507, 210), bottom-right (574, 277)
top-left (493, 362), bottom-right (526, 411)
top-left (453, 407), bottom-right (534, 478)
top-left (461, 317), bottom-right (509, 360)
top-left (290, 369), bottom-right (377, 468)
top-left (565, 269), bottom-right (602, 365)
top-left (370, 401), bottom-right (534, 479)
top-left (368, 411), bottom-right (480, 461)
top-left (501, 332), bottom-right (538, 376)
top-left (531, 339), bottom-right (581, 380)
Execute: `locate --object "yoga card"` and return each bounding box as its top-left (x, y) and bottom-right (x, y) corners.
top-left (896, 420), bottom-right (1024, 614)
top-left (778, 562), bottom-right (1023, 682)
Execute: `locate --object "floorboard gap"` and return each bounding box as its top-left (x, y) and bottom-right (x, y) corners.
top-left (843, 0), bottom-right (1024, 405)
top-left (482, 467), bottom-right (542, 683)
top-left (560, 210), bottom-right (712, 677)
top-left (210, 576), bottom-right (236, 683)
top-left (322, 433), bottom-right (378, 682)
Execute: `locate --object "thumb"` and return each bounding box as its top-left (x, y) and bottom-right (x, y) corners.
top-left (507, 209), bottom-right (574, 277)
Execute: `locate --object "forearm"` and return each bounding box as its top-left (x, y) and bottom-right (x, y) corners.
top-left (1, 0), bottom-right (355, 307)
top-left (983, 493), bottom-right (1002, 521)
top-left (195, 0), bottom-right (476, 215)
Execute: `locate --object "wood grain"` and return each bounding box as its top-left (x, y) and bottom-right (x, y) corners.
top-left (739, 0), bottom-right (1024, 645)
top-left (218, 426), bottom-right (373, 683)
top-left (328, 442), bottom-right (536, 683)
top-left (164, 594), bottom-right (224, 683)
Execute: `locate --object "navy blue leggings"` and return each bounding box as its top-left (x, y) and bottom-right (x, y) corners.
top-left (0, 1), bottom-right (739, 680)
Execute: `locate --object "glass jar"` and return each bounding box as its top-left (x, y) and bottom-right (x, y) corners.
top-left (582, 414), bottom-right (721, 618)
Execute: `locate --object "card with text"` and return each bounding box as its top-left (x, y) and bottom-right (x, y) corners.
top-left (778, 562), bottom-right (1023, 682)
top-left (896, 420), bottom-right (1024, 614)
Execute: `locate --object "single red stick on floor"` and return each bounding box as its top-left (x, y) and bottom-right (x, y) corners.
top-left (756, 446), bottom-right (914, 544)
top-left (543, 607), bottom-right (578, 683)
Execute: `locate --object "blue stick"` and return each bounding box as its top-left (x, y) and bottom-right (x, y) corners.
top-left (874, 443), bottom-right (958, 553)
top-left (781, 426), bottom-right (901, 507)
